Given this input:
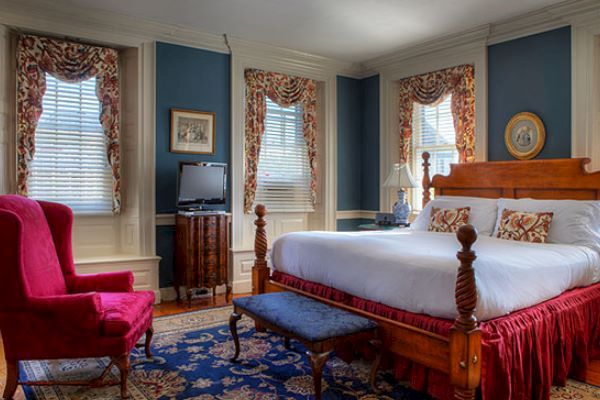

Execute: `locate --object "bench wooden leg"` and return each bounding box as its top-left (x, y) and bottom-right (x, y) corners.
top-left (307, 350), bottom-right (330, 400)
top-left (369, 338), bottom-right (382, 393)
top-left (229, 312), bottom-right (242, 362)
top-left (255, 321), bottom-right (266, 332)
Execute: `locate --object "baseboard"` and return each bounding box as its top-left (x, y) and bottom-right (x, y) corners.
top-left (232, 279), bottom-right (252, 294)
top-left (160, 286), bottom-right (177, 302)
top-left (336, 210), bottom-right (378, 220)
top-left (153, 289), bottom-right (162, 304)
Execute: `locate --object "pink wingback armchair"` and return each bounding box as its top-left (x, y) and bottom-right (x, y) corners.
top-left (0, 195), bottom-right (154, 399)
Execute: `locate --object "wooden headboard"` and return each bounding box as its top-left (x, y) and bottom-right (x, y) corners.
top-left (421, 152), bottom-right (600, 207)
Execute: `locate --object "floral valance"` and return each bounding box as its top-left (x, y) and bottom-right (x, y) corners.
top-left (244, 68), bottom-right (318, 213)
top-left (398, 64), bottom-right (475, 164)
top-left (16, 34), bottom-right (121, 213)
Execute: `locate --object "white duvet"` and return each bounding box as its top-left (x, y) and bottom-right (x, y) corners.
top-left (270, 230), bottom-right (600, 321)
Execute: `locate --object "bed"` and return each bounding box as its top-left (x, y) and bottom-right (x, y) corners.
top-left (250, 153), bottom-right (600, 400)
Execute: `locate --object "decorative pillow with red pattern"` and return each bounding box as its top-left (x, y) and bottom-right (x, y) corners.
top-left (496, 209), bottom-right (554, 243)
top-left (427, 207), bottom-right (471, 233)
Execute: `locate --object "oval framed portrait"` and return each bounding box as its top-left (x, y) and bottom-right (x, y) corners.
top-left (504, 112), bottom-right (546, 160)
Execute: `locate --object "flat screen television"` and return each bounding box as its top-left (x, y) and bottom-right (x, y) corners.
top-left (177, 162), bottom-right (227, 210)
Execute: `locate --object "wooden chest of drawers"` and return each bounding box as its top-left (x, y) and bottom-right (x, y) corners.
top-left (175, 213), bottom-right (230, 305)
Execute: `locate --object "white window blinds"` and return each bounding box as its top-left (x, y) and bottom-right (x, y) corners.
top-left (410, 95), bottom-right (458, 210)
top-left (254, 97), bottom-right (314, 212)
top-left (28, 74), bottom-right (113, 214)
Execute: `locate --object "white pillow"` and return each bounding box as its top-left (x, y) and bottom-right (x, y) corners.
top-left (411, 196), bottom-right (498, 236)
top-left (493, 198), bottom-right (600, 251)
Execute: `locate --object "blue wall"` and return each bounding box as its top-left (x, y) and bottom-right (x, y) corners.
top-left (155, 42), bottom-right (231, 287)
top-left (155, 42), bottom-right (231, 214)
top-left (360, 75), bottom-right (380, 211)
top-left (337, 76), bottom-right (363, 211)
top-left (336, 75), bottom-right (380, 231)
top-left (488, 26), bottom-right (571, 161)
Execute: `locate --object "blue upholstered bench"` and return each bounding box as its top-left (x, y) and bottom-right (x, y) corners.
top-left (229, 291), bottom-right (380, 400)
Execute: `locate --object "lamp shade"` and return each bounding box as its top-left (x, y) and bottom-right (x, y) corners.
top-left (383, 163), bottom-right (418, 189)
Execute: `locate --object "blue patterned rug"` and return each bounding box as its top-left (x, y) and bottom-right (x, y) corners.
top-left (21, 306), bottom-right (427, 399)
top-left (19, 306), bottom-right (600, 399)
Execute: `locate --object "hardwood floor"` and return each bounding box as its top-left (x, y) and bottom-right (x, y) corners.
top-left (154, 292), bottom-right (245, 317)
top-left (0, 294), bottom-right (246, 399)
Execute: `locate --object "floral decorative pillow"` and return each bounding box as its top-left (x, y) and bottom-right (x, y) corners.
top-left (427, 207), bottom-right (471, 233)
top-left (496, 209), bottom-right (554, 243)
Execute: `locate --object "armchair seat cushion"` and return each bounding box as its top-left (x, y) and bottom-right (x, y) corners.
top-left (100, 291), bottom-right (154, 337)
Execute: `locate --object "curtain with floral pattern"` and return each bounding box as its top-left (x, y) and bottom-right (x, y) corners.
top-left (16, 35), bottom-right (121, 213)
top-left (244, 68), bottom-right (317, 213)
top-left (398, 64), bottom-right (475, 164)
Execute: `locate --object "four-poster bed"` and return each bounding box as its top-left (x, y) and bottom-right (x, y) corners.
top-left (250, 153), bottom-right (600, 400)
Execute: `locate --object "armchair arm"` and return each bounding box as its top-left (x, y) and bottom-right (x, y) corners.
top-left (67, 271), bottom-right (134, 293)
top-left (28, 293), bottom-right (103, 332)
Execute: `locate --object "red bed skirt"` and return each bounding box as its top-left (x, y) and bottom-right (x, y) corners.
top-left (271, 271), bottom-right (600, 400)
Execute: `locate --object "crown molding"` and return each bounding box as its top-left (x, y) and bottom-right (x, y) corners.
top-left (228, 37), bottom-right (358, 78)
top-left (487, 0), bottom-right (600, 44)
top-left (361, 26), bottom-right (490, 74)
top-left (548, 0), bottom-right (600, 28)
top-left (0, 0), bottom-right (228, 51)
top-left (487, 7), bottom-right (568, 45)
top-left (0, 0), bottom-right (363, 77)
top-left (361, 0), bottom-right (600, 74)
top-left (1, 0), bottom-right (599, 80)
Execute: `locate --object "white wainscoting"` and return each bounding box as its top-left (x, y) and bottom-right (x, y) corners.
top-left (75, 255), bottom-right (161, 303)
top-left (231, 211), bottom-right (308, 293)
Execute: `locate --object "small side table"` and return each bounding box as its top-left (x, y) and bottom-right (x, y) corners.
top-left (358, 223), bottom-right (408, 231)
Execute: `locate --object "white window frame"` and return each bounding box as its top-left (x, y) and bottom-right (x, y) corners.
top-left (410, 96), bottom-right (458, 211)
top-left (254, 97), bottom-right (314, 213)
top-left (28, 74), bottom-right (114, 215)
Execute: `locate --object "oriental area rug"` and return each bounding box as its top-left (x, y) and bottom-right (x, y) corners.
top-left (15, 306), bottom-right (600, 399)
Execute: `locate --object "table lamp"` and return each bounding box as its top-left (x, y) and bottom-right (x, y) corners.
top-left (383, 163), bottom-right (418, 225)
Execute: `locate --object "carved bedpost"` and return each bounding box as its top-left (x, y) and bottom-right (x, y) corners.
top-left (422, 152), bottom-right (431, 208)
top-left (252, 204), bottom-right (269, 295)
top-left (454, 224), bottom-right (478, 332)
top-left (449, 224), bottom-right (481, 400)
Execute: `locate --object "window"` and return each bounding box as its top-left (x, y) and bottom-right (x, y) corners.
top-left (254, 97), bottom-right (313, 212)
top-left (410, 95), bottom-right (458, 211)
top-left (28, 75), bottom-right (113, 213)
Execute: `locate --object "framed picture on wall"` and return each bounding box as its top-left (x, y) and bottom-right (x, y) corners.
top-left (504, 112), bottom-right (545, 160)
top-left (170, 109), bottom-right (216, 155)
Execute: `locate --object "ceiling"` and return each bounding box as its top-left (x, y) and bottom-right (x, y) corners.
top-left (62, 0), bottom-right (566, 62)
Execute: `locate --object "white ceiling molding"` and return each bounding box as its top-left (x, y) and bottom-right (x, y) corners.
top-left (0, 0), bottom-right (227, 50)
top-left (1, 0), bottom-right (599, 80)
top-left (227, 37), bottom-right (359, 78)
top-left (361, 26), bottom-right (490, 75)
top-left (359, 0), bottom-right (600, 75)
top-left (486, 6), bottom-right (569, 45)
top-left (549, 0), bottom-right (600, 28)
top-left (0, 0), bottom-right (359, 78)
